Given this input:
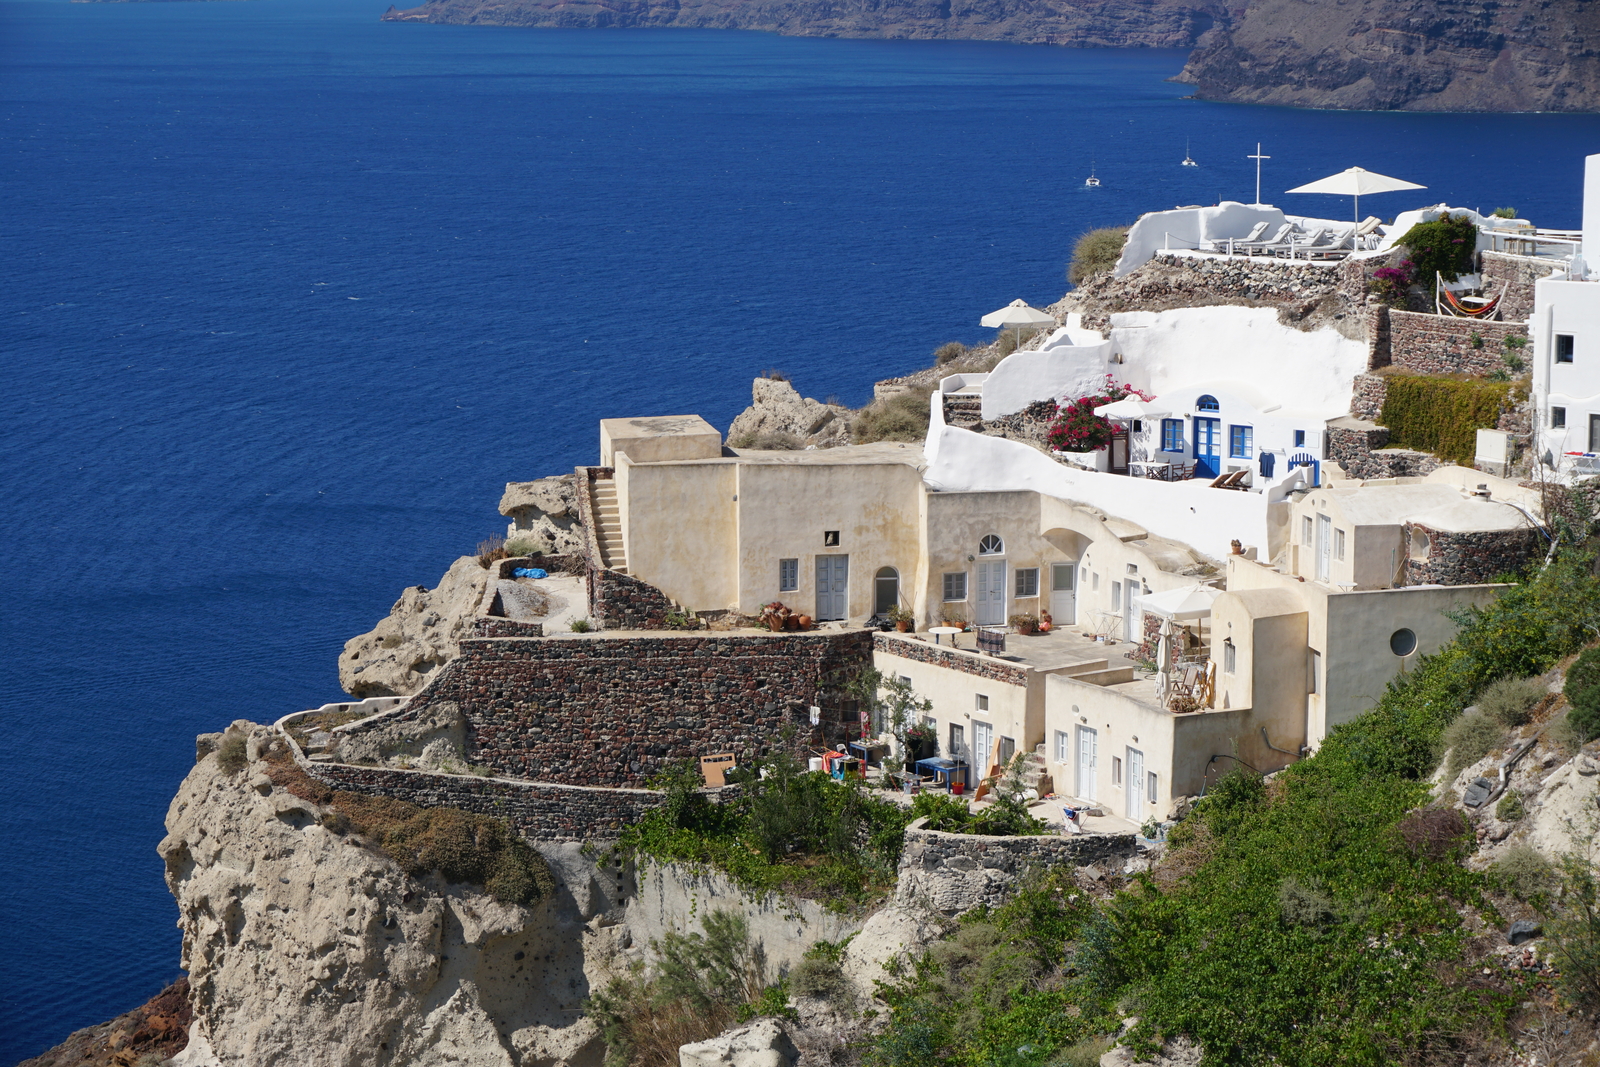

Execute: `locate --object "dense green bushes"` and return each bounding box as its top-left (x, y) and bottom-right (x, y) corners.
top-left (1394, 213), bottom-right (1478, 291)
top-left (1067, 227), bottom-right (1129, 286)
top-left (1378, 375), bottom-right (1519, 466)
top-left (616, 750), bottom-right (910, 908)
top-left (1564, 647), bottom-right (1600, 742)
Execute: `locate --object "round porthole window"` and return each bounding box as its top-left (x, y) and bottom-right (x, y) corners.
top-left (1390, 628), bottom-right (1417, 657)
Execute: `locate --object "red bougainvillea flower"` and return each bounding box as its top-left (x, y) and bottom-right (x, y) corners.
top-left (1047, 375), bottom-right (1153, 453)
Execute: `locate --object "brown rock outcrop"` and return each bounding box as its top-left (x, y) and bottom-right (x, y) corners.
top-left (1178, 0), bottom-right (1600, 112)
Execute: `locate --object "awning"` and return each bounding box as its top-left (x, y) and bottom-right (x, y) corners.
top-left (1139, 584), bottom-right (1220, 620)
top-left (1094, 398), bottom-right (1171, 420)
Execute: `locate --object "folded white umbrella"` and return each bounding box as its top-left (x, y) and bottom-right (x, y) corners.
top-left (1285, 166), bottom-right (1426, 224)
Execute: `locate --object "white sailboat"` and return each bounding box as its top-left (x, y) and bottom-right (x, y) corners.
top-left (1084, 162), bottom-right (1100, 188)
top-left (1182, 139), bottom-right (1198, 167)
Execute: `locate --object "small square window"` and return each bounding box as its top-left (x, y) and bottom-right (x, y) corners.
top-left (1015, 568), bottom-right (1039, 597)
top-left (1223, 638), bottom-right (1236, 674)
top-left (1553, 406), bottom-right (1568, 429)
top-left (943, 572), bottom-right (968, 602)
top-left (823, 530), bottom-right (840, 547)
top-left (975, 693), bottom-right (989, 712)
top-left (1294, 429), bottom-right (1306, 448)
top-left (1334, 528), bottom-right (1346, 561)
top-left (1557, 334), bottom-right (1575, 363)
top-left (779, 558), bottom-right (799, 592)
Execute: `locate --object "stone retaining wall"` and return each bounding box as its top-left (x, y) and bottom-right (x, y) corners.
top-left (592, 569), bottom-right (678, 631)
top-left (874, 632), bottom-right (1031, 686)
top-left (1405, 524), bottom-right (1543, 586)
top-left (1481, 251), bottom-right (1558, 323)
top-left (344, 630), bottom-right (875, 788)
top-left (1351, 373), bottom-right (1387, 422)
top-left (895, 819), bottom-right (1137, 914)
top-left (1388, 311), bottom-right (1529, 377)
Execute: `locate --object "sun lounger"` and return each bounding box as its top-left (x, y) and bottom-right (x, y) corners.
top-left (1271, 228), bottom-right (1327, 259)
top-left (1205, 220), bottom-right (1269, 254)
top-left (1238, 223), bottom-right (1294, 255)
top-left (1303, 229), bottom-right (1356, 260)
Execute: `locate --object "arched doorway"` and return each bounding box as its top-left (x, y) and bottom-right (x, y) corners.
top-left (874, 567), bottom-right (900, 616)
top-left (975, 535), bottom-right (1006, 626)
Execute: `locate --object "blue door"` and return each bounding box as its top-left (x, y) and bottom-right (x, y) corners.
top-left (1194, 418), bottom-right (1221, 478)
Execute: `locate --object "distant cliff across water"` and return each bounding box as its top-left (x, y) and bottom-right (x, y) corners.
top-left (379, 0), bottom-right (1227, 50)
top-left (380, 0), bottom-right (1600, 113)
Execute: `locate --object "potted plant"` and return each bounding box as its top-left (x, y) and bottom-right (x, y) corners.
top-left (1039, 611), bottom-right (1053, 633)
top-left (760, 601), bottom-right (790, 632)
top-left (903, 721), bottom-right (939, 764)
top-left (796, 613), bottom-right (812, 630)
top-left (887, 605), bottom-right (915, 632)
top-left (1009, 611), bottom-right (1040, 635)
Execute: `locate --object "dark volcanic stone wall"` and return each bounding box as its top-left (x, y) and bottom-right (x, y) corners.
top-left (1481, 252), bottom-right (1557, 323)
top-left (1388, 312), bottom-right (1528, 377)
top-left (1404, 524), bottom-right (1542, 586)
top-left (348, 630), bottom-right (875, 788)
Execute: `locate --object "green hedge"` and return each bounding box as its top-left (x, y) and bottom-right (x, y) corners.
top-left (1378, 375), bottom-right (1517, 466)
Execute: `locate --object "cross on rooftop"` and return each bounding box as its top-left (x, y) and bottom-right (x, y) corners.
top-left (1249, 143), bottom-right (1270, 206)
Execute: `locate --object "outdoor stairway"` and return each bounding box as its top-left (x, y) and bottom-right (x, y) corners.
top-left (942, 392), bottom-right (983, 427)
top-left (591, 479), bottom-right (628, 574)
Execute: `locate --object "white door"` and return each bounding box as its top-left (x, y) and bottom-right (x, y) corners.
top-left (1126, 747), bottom-right (1144, 820)
top-left (815, 555), bottom-right (848, 621)
top-left (1076, 725), bottom-right (1098, 800)
top-left (1051, 563), bottom-right (1077, 625)
top-left (1316, 514), bottom-right (1332, 581)
top-left (1125, 584), bottom-right (1142, 642)
top-left (972, 721), bottom-right (993, 771)
top-left (976, 560), bottom-right (1007, 626)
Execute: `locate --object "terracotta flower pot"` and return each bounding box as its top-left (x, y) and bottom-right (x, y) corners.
top-left (767, 617), bottom-right (785, 632)
top-left (796, 614), bottom-right (812, 630)
top-left (785, 616), bottom-right (799, 631)
top-left (895, 619), bottom-right (911, 632)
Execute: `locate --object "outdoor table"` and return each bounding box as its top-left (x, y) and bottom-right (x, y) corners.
top-left (927, 626), bottom-right (962, 646)
top-left (847, 740), bottom-right (887, 767)
top-left (914, 757), bottom-right (969, 790)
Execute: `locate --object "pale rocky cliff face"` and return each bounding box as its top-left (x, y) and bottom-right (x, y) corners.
top-left (727, 377), bottom-right (852, 450)
top-left (160, 724), bottom-right (622, 1067)
top-left (500, 475), bottom-right (584, 556)
top-left (1178, 0), bottom-right (1600, 112)
top-left (339, 556), bottom-right (490, 698)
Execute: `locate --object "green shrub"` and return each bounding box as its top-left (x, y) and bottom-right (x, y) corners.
top-left (1549, 850), bottom-right (1600, 1010)
top-left (1442, 706), bottom-right (1504, 779)
top-left (1493, 842), bottom-right (1555, 900)
top-left (1564, 647), bottom-right (1600, 742)
top-left (569, 618), bottom-right (592, 633)
top-left (1067, 226), bottom-right (1129, 285)
top-left (1395, 213), bottom-right (1478, 291)
top-left (994, 326), bottom-right (1043, 360)
top-left (504, 536), bottom-right (543, 556)
top-left (1479, 675), bottom-right (1546, 726)
top-left (1378, 375), bottom-right (1519, 466)
top-left (216, 732), bottom-right (248, 775)
top-left (1492, 207), bottom-right (1518, 219)
top-left (935, 342), bottom-right (968, 366)
top-left (1045, 1037), bottom-right (1113, 1067)
top-left (1495, 790), bottom-right (1524, 821)
top-left (855, 388), bottom-right (933, 444)
top-left (789, 954), bottom-right (852, 1006)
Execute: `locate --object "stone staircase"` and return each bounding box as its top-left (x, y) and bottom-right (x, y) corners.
top-left (590, 479), bottom-right (628, 574)
top-left (942, 392), bottom-right (983, 427)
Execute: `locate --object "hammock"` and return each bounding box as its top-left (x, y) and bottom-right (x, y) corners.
top-left (1439, 287), bottom-right (1502, 319)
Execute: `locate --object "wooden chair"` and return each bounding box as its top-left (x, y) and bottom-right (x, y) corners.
top-left (699, 752), bottom-right (736, 787)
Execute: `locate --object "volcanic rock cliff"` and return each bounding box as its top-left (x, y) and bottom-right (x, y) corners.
top-left (380, 0), bottom-right (1228, 49)
top-left (1176, 0), bottom-right (1600, 112)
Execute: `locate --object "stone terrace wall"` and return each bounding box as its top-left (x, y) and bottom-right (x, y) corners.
top-left (874, 632), bottom-right (1031, 686)
top-left (895, 820), bottom-right (1137, 914)
top-left (1388, 311), bottom-right (1529, 377)
top-left (1351, 373), bottom-right (1387, 421)
top-left (593, 570), bottom-right (677, 631)
top-left (345, 630), bottom-right (875, 788)
top-left (1405, 524), bottom-right (1543, 586)
top-left (1482, 251), bottom-right (1558, 323)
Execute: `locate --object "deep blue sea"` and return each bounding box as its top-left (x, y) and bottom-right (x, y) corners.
top-left (4, 0), bottom-right (1599, 1057)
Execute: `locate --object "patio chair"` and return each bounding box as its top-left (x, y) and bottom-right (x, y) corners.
top-left (1204, 220), bottom-right (1269, 254)
top-left (1271, 228), bottom-right (1326, 259)
top-left (1304, 229), bottom-right (1355, 260)
top-left (1238, 223), bottom-right (1293, 255)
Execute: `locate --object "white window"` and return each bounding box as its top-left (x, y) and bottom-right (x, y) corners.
top-left (1092, 572), bottom-right (1100, 592)
top-left (1553, 406), bottom-right (1568, 430)
top-left (978, 534), bottom-right (1004, 555)
top-left (779, 558), bottom-right (799, 592)
top-left (975, 693), bottom-right (989, 712)
top-left (1015, 568), bottom-right (1039, 597)
top-left (1310, 650), bottom-right (1322, 694)
top-left (1147, 771), bottom-right (1158, 805)
top-left (1223, 638), bottom-right (1236, 674)
top-left (1112, 756), bottom-right (1123, 785)
top-left (1055, 730), bottom-right (1070, 763)
top-left (1112, 580), bottom-right (1122, 611)
top-left (1301, 516), bottom-right (1313, 546)
top-left (943, 572), bottom-right (967, 601)
top-left (973, 720), bottom-right (993, 767)
top-left (949, 723), bottom-right (965, 760)
top-left (1334, 528), bottom-right (1346, 561)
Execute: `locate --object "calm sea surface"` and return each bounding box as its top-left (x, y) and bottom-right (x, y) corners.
top-left (4, 0), bottom-right (1599, 1057)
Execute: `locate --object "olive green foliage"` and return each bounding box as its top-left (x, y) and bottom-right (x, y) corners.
top-left (617, 750), bottom-right (910, 908)
top-left (995, 326), bottom-right (1043, 360)
top-left (935, 342), bottom-right (969, 366)
top-left (855, 387), bottom-right (934, 444)
top-left (1395, 213), bottom-right (1478, 291)
top-left (1478, 675), bottom-right (1545, 726)
top-left (871, 551), bottom-right (1600, 1066)
top-left (1067, 226), bottom-right (1129, 286)
top-left (1495, 790), bottom-right (1524, 821)
top-left (790, 940), bottom-right (855, 1006)
top-left (1492, 842), bottom-right (1556, 901)
top-left (587, 909), bottom-right (785, 1067)
top-left (568, 618), bottom-right (592, 633)
top-left (1548, 846), bottom-right (1600, 1010)
top-left (911, 789), bottom-right (1049, 837)
top-left (846, 668), bottom-right (933, 777)
top-left (1441, 706), bottom-right (1504, 779)
top-left (1563, 646), bottom-right (1600, 742)
top-left (335, 793), bottom-right (555, 907)
top-left (216, 732), bottom-right (248, 775)
top-left (1492, 207), bottom-right (1518, 219)
top-left (1045, 1038), bottom-right (1113, 1067)
top-left (1377, 375), bottom-right (1519, 466)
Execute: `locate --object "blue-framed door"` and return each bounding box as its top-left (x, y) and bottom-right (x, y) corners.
top-left (1194, 417), bottom-right (1221, 478)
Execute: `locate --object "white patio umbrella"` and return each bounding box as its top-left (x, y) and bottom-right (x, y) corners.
top-left (981, 299), bottom-right (1057, 350)
top-left (1094, 397), bottom-right (1171, 420)
top-left (1138, 583), bottom-right (1220, 620)
top-left (1285, 166), bottom-right (1426, 225)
